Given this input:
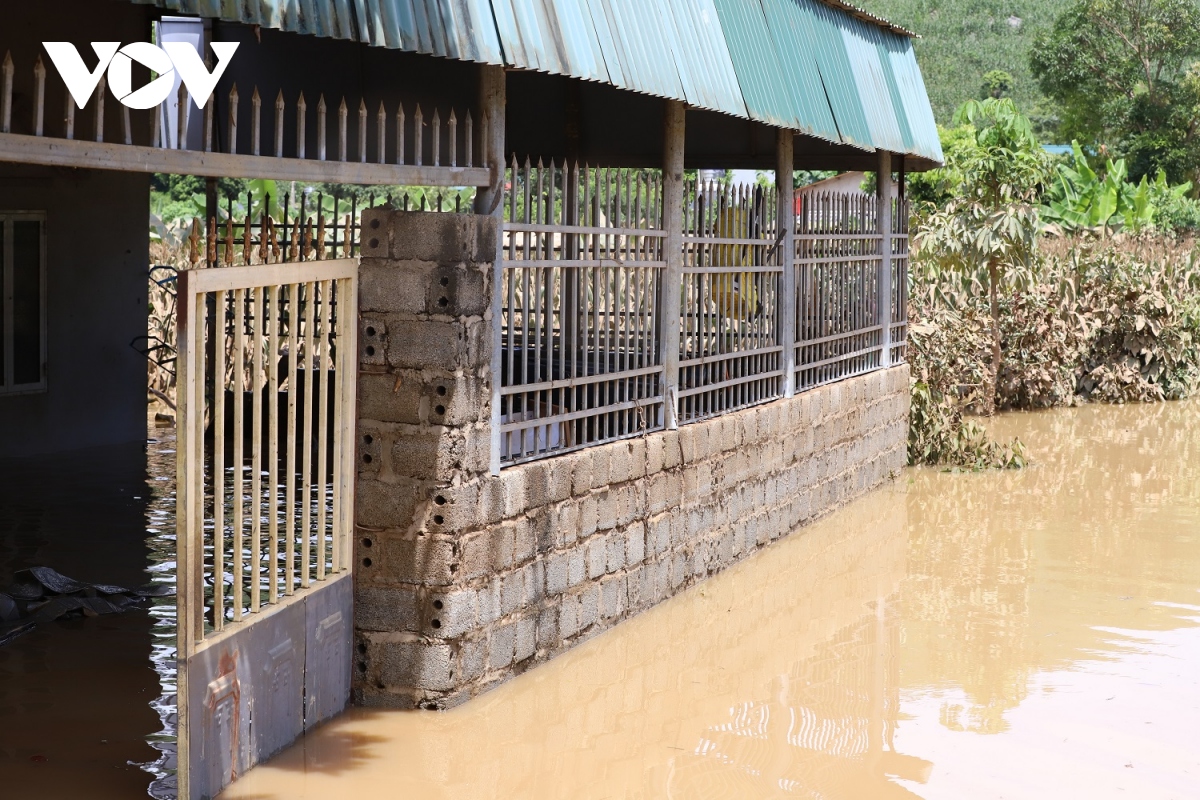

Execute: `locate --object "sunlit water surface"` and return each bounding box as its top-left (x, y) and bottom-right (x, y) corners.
top-left (211, 400), bottom-right (1197, 799)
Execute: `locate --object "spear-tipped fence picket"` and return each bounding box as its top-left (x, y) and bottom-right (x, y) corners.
top-left (0, 50), bottom-right (487, 186)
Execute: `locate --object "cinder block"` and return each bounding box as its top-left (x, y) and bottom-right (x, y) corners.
top-left (522, 560), bottom-right (545, 605)
top-left (662, 430), bottom-right (682, 469)
top-left (500, 569), bottom-right (524, 616)
top-left (536, 605), bottom-right (559, 650)
top-left (559, 595), bottom-right (579, 638)
top-left (548, 459), bottom-right (574, 502)
top-left (501, 469), bottom-right (527, 518)
top-left (608, 443), bottom-right (632, 484)
top-left (578, 493), bottom-right (599, 539)
top-left (379, 641), bottom-right (455, 692)
top-left (579, 585), bottom-right (600, 630)
top-left (383, 317), bottom-right (466, 371)
top-left (605, 531), bottom-right (625, 574)
top-left (568, 547), bottom-right (586, 587)
top-left (355, 586), bottom-right (419, 632)
top-left (428, 588), bottom-right (479, 637)
top-left (596, 490), bottom-right (617, 532)
top-left (356, 479), bottom-right (423, 530)
top-left (459, 638), bottom-right (487, 682)
top-left (490, 524), bottom-right (516, 572)
top-left (590, 447), bottom-right (612, 488)
top-left (513, 518), bottom-right (537, 564)
top-left (571, 453), bottom-right (594, 496)
top-left (627, 438), bottom-right (648, 481)
top-left (546, 552), bottom-right (569, 595)
top-left (515, 616), bottom-right (537, 662)
top-left (459, 531), bottom-right (492, 581)
top-left (600, 575), bottom-right (626, 619)
top-left (587, 537), bottom-right (607, 579)
top-left (554, 500), bottom-right (580, 548)
top-left (478, 578), bottom-right (502, 625)
top-left (645, 435), bottom-right (665, 475)
top-left (524, 461), bottom-right (551, 509)
top-left (380, 536), bottom-right (456, 586)
top-left (488, 622), bottom-right (517, 670)
top-left (625, 522), bottom-right (646, 566)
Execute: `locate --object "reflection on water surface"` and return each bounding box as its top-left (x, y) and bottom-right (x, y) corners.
top-left (223, 401), bottom-right (1200, 799)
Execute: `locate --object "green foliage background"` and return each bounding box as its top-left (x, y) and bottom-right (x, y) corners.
top-left (857, 0), bottom-right (1070, 129)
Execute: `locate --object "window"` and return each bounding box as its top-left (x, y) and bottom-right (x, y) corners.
top-left (0, 213), bottom-right (47, 394)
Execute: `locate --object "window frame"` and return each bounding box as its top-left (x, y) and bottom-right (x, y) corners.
top-left (0, 211), bottom-right (48, 396)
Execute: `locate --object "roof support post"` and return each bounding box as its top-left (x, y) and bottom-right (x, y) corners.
top-left (777, 130), bottom-right (796, 398)
top-left (476, 64), bottom-right (506, 475)
top-left (659, 100), bottom-right (685, 430)
top-left (877, 149), bottom-right (893, 370)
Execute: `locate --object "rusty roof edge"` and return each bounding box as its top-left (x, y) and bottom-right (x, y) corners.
top-left (813, 0), bottom-right (918, 38)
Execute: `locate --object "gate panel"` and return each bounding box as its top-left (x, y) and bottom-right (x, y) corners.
top-left (176, 259), bottom-right (358, 800)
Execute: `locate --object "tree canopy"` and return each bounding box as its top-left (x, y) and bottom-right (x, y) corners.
top-left (1030, 0), bottom-right (1200, 184)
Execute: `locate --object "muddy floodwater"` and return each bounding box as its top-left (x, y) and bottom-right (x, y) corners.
top-left (219, 400), bottom-right (1200, 800)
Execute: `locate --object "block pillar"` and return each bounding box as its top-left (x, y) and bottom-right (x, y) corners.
top-left (354, 208), bottom-right (498, 709)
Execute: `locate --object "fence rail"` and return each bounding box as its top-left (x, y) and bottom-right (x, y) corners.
top-left (496, 175), bottom-right (907, 468)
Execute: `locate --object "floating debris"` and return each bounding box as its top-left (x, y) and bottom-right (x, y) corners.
top-left (0, 566), bottom-right (173, 647)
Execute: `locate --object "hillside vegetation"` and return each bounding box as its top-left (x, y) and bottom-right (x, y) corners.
top-left (858, 0), bottom-right (1069, 128)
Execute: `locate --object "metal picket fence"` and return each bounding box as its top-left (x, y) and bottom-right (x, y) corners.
top-left (497, 173), bottom-right (907, 468)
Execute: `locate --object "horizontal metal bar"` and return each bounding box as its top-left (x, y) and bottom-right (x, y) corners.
top-left (795, 255), bottom-right (882, 265)
top-left (190, 573), bottom-right (352, 657)
top-left (681, 266), bottom-right (783, 274)
top-left (500, 394), bottom-right (664, 432)
top-left (500, 363), bottom-right (662, 393)
top-left (682, 235), bottom-right (780, 246)
top-left (180, 259), bottom-right (357, 294)
top-left (503, 259), bottom-right (667, 269)
top-left (0, 132), bottom-right (490, 186)
top-left (502, 426), bottom-right (660, 466)
top-left (679, 346), bottom-right (783, 368)
top-left (795, 345), bottom-right (883, 372)
top-left (795, 233), bottom-right (884, 241)
top-left (504, 222), bottom-right (667, 237)
top-left (796, 324), bottom-right (883, 348)
top-left (677, 371), bottom-right (783, 399)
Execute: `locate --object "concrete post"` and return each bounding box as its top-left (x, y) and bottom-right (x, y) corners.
top-left (660, 100), bottom-right (685, 429)
top-left (777, 129), bottom-right (796, 397)
top-left (474, 64), bottom-right (506, 475)
top-left (876, 150), bottom-right (893, 370)
top-left (355, 209), bottom-right (498, 709)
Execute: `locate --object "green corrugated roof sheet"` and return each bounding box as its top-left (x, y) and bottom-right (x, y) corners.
top-left (132, 0), bottom-right (941, 162)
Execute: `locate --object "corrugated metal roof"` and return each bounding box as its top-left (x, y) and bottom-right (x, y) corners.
top-left (132, 0), bottom-right (939, 161)
top-left (878, 33), bottom-right (942, 162)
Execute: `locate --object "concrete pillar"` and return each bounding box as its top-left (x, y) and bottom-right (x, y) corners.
top-left (876, 150), bottom-right (893, 370)
top-left (354, 209), bottom-right (498, 709)
top-left (659, 100), bottom-right (685, 429)
top-left (474, 63), bottom-right (506, 475)
top-left (777, 130), bottom-right (796, 397)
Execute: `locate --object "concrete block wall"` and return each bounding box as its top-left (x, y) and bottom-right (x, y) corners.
top-left (353, 208), bottom-right (910, 709)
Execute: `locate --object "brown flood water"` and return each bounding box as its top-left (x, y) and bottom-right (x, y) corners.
top-left (222, 400), bottom-right (1198, 799)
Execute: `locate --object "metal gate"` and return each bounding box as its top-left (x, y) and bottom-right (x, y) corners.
top-left (175, 260), bottom-right (358, 800)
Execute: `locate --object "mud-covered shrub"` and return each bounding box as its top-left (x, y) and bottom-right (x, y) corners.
top-left (908, 232), bottom-right (1200, 467)
top-left (996, 284), bottom-right (1086, 409)
top-left (907, 297), bottom-right (1027, 469)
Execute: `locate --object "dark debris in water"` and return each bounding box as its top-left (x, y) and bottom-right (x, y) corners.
top-left (0, 566), bottom-right (174, 646)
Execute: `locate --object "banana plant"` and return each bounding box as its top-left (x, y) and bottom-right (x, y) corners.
top-left (1042, 142), bottom-right (1190, 232)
